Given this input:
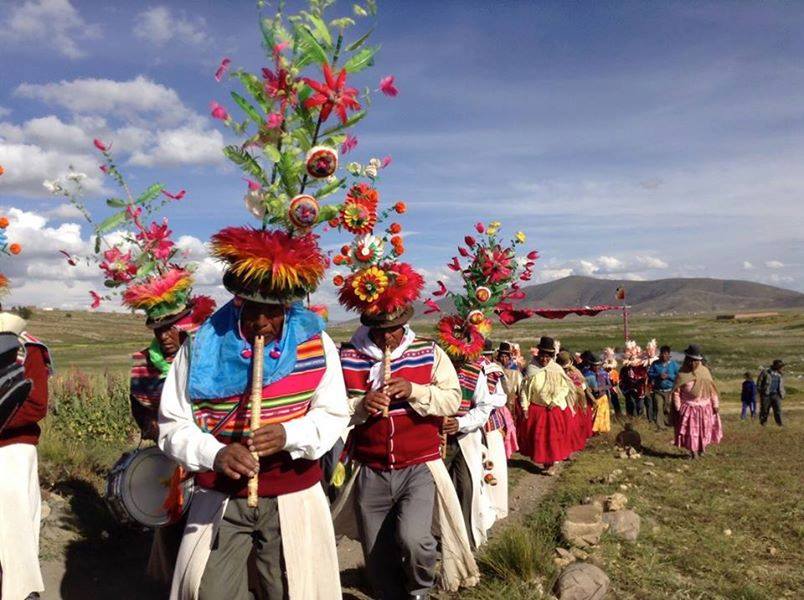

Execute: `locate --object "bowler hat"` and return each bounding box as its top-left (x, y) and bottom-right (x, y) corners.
top-left (537, 336), bottom-right (556, 355)
top-left (361, 304), bottom-right (414, 330)
top-left (497, 341), bottom-right (513, 354)
top-left (684, 344), bottom-right (704, 361)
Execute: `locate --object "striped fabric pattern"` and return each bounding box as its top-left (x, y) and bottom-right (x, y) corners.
top-left (341, 338), bottom-right (436, 416)
top-left (192, 336), bottom-right (326, 442)
top-left (456, 361), bottom-right (483, 416)
top-left (484, 408), bottom-right (506, 432)
top-left (129, 349), bottom-right (166, 409)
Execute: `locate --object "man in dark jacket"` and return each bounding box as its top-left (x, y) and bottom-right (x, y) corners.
top-left (758, 359), bottom-right (785, 426)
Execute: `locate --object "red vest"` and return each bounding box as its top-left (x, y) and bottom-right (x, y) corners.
top-left (192, 336), bottom-right (326, 497)
top-left (341, 338), bottom-right (440, 470)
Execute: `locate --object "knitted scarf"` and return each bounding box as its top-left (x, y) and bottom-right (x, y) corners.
top-left (673, 363), bottom-right (718, 398)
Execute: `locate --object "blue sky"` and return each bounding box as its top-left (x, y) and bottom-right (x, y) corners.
top-left (0, 0), bottom-right (802, 314)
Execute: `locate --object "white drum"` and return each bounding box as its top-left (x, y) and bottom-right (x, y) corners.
top-left (106, 446), bottom-right (194, 528)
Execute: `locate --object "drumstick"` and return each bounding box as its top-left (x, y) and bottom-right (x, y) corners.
top-left (247, 334), bottom-right (265, 508)
top-left (381, 346), bottom-right (391, 418)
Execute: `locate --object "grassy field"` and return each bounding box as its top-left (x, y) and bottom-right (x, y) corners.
top-left (30, 307), bottom-right (803, 396)
top-left (469, 412), bottom-right (804, 599)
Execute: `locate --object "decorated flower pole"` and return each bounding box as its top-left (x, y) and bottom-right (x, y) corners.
top-left (0, 215), bottom-right (23, 300)
top-left (207, 1), bottom-right (397, 504)
top-left (211, 0), bottom-right (397, 238)
top-left (425, 221), bottom-right (540, 359)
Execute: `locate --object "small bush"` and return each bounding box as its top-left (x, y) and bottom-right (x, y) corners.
top-left (16, 306), bottom-right (34, 320)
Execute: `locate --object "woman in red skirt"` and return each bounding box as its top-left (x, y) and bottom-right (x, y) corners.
top-left (557, 350), bottom-right (592, 452)
top-left (518, 337), bottom-right (573, 469)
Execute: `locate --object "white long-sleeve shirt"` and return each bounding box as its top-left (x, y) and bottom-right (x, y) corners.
top-left (158, 331), bottom-right (349, 473)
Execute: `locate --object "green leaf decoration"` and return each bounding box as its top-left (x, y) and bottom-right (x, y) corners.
top-left (260, 17), bottom-right (276, 49)
top-left (344, 45), bottom-right (379, 73)
top-left (94, 235), bottom-right (101, 254)
top-left (137, 260), bottom-right (156, 278)
top-left (317, 204), bottom-right (340, 224)
top-left (315, 177), bottom-right (346, 200)
top-left (321, 109), bottom-right (367, 136)
top-left (95, 211), bottom-right (127, 234)
top-left (105, 198), bottom-right (127, 208)
top-left (307, 14), bottom-right (332, 46)
top-left (233, 71), bottom-right (270, 113)
top-left (346, 28), bottom-right (373, 52)
top-left (297, 25), bottom-right (329, 67)
top-left (223, 145), bottom-right (268, 183)
top-left (264, 144), bottom-right (282, 163)
top-left (278, 152), bottom-right (300, 197)
top-left (231, 91), bottom-right (263, 124)
top-left (136, 183), bottom-right (164, 205)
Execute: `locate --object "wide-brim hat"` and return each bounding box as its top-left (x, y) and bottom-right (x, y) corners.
top-left (146, 295), bottom-right (217, 331)
top-left (0, 313), bottom-right (27, 336)
top-left (556, 350), bottom-right (573, 367)
top-left (497, 341), bottom-right (513, 354)
top-left (684, 344), bottom-right (704, 360)
top-left (537, 336), bottom-right (556, 354)
top-left (360, 304), bottom-right (414, 329)
top-left (482, 338), bottom-right (494, 355)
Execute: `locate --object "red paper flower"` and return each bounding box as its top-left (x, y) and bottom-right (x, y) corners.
top-left (303, 63), bottom-right (361, 124)
top-left (341, 134), bottom-right (358, 154)
top-left (394, 202), bottom-right (407, 214)
top-left (388, 222), bottom-right (402, 235)
top-left (437, 315), bottom-right (485, 360)
top-left (464, 235), bottom-right (476, 247)
top-left (433, 281), bottom-right (447, 297)
top-left (93, 138), bottom-right (109, 152)
top-left (458, 246), bottom-right (470, 258)
top-left (90, 291), bottom-right (102, 309)
top-left (100, 247), bottom-right (137, 283)
top-left (162, 189), bottom-right (186, 200)
top-left (262, 66), bottom-right (297, 111)
top-left (423, 298), bottom-right (441, 314)
top-left (214, 57), bottom-right (231, 82)
top-left (137, 220), bottom-right (175, 260)
top-left (210, 101), bottom-right (229, 121)
top-left (527, 250), bottom-right (540, 260)
top-left (477, 246), bottom-right (513, 283)
top-left (448, 257), bottom-right (462, 272)
top-left (475, 222), bottom-right (485, 234)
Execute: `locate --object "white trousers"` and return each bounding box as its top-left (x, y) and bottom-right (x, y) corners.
top-left (0, 443), bottom-right (44, 600)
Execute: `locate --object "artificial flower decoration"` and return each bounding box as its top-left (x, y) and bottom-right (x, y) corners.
top-left (305, 146), bottom-right (338, 179)
top-left (352, 234), bottom-right (384, 266)
top-left (99, 248), bottom-right (138, 283)
top-left (429, 221), bottom-right (538, 361)
top-left (288, 194), bottom-right (320, 229)
top-left (303, 63), bottom-right (361, 124)
top-left (340, 195), bottom-right (378, 235)
top-left (350, 266), bottom-right (388, 303)
top-left (122, 267), bottom-right (194, 322)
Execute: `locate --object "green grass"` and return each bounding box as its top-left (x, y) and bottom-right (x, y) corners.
top-left (470, 412), bottom-right (804, 599)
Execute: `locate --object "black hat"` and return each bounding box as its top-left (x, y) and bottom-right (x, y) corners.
top-left (482, 339), bottom-right (494, 355)
top-left (586, 352), bottom-right (602, 366)
top-left (684, 344), bottom-right (703, 360)
top-left (772, 359), bottom-right (785, 370)
top-left (497, 341), bottom-right (513, 354)
top-left (537, 336), bottom-right (556, 355)
top-left (360, 304), bottom-right (414, 330)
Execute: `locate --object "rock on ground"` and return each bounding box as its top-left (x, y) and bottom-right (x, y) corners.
top-left (555, 562), bottom-right (610, 600)
top-left (605, 492), bottom-right (628, 512)
top-left (602, 509), bottom-right (641, 542)
top-left (561, 504), bottom-right (607, 548)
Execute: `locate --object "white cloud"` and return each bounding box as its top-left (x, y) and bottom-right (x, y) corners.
top-left (128, 126), bottom-right (225, 167)
top-left (765, 260), bottom-right (784, 269)
top-left (0, 141), bottom-right (104, 197)
top-left (0, 106), bottom-right (10, 118)
top-left (0, 115), bottom-right (93, 153)
top-left (634, 255), bottom-right (669, 269)
top-left (742, 261), bottom-right (755, 270)
top-left (0, 0), bottom-right (101, 59)
top-left (45, 203), bottom-right (85, 220)
top-left (15, 76), bottom-right (195, 126)
top-left (133, 6), bottom-right (208, 46)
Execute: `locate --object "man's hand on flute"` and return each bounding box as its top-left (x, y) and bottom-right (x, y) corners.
top-left (384, 377), bottom-right (412, 400)
top-left (363, 389), bottom-right (391, 416)
top-left (213, 445), bottom-right (258, 480)
top-left (248, 424), bottom-right (286, 457)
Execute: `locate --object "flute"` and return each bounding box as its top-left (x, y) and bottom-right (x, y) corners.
top-left (247, 334), bottom-right (265, 508)
top-left (381, 346), bottom-right (391, 418)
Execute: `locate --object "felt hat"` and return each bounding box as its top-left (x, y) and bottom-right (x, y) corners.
top-left (497, 341), bottom-right (513, 354)
top-left (537, 336), bottom-right (556, 355)
top-left (684, 344), bottom-right (704, 360)
top-left (359, 304), bottom-right (414, 329)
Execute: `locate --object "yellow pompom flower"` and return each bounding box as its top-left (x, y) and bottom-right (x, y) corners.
top-left (352, 266), bottom-right (389, 303)
top-left (516, 231), bottom-right (526, 243)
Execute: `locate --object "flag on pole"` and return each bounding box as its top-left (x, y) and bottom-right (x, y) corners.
top-left (615, 286), bottom-right (626, 301)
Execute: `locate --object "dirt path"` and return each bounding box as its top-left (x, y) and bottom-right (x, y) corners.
top-left (37, 457), bottom-right (559, 600)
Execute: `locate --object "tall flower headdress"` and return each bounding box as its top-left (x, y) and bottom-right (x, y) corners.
top-left (50, 142), bottom-right (214, 328)
top-left (426, 221), bottom-right (539, 361)
top-left (208, 1), bottom-right (397, 304)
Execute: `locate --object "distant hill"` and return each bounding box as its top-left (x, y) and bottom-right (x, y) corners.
top-left (412, 276), bottom-right (804, 318)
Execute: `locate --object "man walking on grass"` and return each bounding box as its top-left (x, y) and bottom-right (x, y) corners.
top-left (758, 359), bottom-right (785, 426)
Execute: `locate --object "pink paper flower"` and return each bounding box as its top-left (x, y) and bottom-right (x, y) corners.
top-left (100, 247), bottom-right (137, 283)
top-left (214, 57), bottom-right (231, 82)
top-left (89, 291), bottom-right (102, 309)
top-left (458, 246), bottom-right (470, 258)
top-left (266, 112), bottom-right (284, 129)
top-left (93, 138), bottom-right (108, 152)
top-left (210, 101), bottom-right (229, 121)
top-left (162, 189), bottom-right (186, 200)
top-left (464, 235), bottom-right (476, 248)
top-left (273, 41), bottom-right (290, 58)
top-left (379, 75), bottom-right (399, 97)
top-left (341, 134), bottom-right (358, 154)
top-left (433, 281), bottom-right (448, 297)
top-left (448, 257), bottom-right (462, 272)
top-left (99, 165), bottom-right (109, 174)
top-left (475, 222), bottom-right (485, 234)
top-left (381, 155), bottom-right (392, 168)
top-left (59, 250), bottom-right (77, 266)
top-left (527, 250), bottom-right (540, 260)
top-left (244, 178), bottom-right (261, 191)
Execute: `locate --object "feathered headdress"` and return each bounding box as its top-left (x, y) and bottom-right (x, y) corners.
top-left (602, 346), bottom-right (618, 370)
top-left (426, 221), bottom-right (538, 361)
top-left (331, 179), bottom-right (422, 326)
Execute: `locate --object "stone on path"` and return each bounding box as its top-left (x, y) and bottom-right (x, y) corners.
top-left (555, 562), bottom-right (610, 600)
top-left (605, 492), bottom-right (628, 512)
top-left (602, 509), bottom-right (641, 542)
top-left (561, 504), bottom-right (607, 548)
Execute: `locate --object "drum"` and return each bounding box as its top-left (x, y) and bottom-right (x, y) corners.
top-left (106, 446), bottom-right (194, 528)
